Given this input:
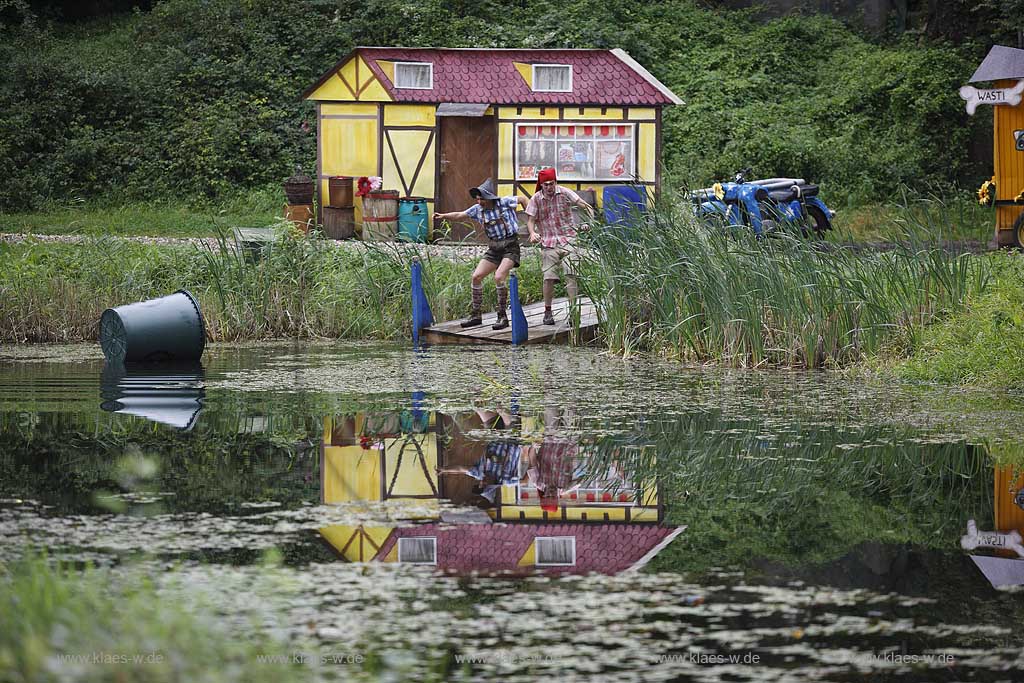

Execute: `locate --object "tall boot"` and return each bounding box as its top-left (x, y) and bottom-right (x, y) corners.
top-left (492, 284), bottom-right (509, 330)
top-left (461, 284), bottom-right (483, 327)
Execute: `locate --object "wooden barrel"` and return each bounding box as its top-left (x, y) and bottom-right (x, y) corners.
top-left (323, 206), bottom-right (355, 240)
top-left (362, 190), bottom-right (398, 241)
top-left (328, 176), bottom-right (354, 208)
top-left (284, 204), bottom-right (314, 233)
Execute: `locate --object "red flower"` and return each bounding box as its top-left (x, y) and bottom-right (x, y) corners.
top-left (356, 176), bottom-right (373, 197)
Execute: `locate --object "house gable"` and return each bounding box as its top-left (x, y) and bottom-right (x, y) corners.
top-left (305, 52), bottom-right (393, 102)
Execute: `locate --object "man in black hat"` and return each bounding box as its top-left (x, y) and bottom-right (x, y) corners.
top-left (434, 179), bottom-right (528, 330)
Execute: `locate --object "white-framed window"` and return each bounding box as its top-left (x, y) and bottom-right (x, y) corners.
top-left (516, 123), bottom-right (634, 182)
top-left (535, 536), bottom-right (576, 566)
top-left (397, 537), bottom-right (437, 564)
top-left (532, 64), bottom-right (572, 92)
top-left (394, 62), bottom-right (433, 89)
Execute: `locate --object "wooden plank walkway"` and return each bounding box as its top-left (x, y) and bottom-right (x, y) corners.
top-left (421, 297), bottom-right (599, 345)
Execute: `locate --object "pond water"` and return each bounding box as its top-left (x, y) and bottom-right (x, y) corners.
top-left (2, 342), bottom-right (1023, 681)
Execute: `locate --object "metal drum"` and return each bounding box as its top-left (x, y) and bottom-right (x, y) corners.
top-left (398, 197), bottom-right (429, 243)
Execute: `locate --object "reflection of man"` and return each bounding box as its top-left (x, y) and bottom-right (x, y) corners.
top-left (439, 440), bottom-right (523, 507)
top-left (526, 168), bottom-right (595, 326)
top-left (525, 403), bottom-right (582, 512)
top-left (527, 437), bottom-right (580, 513)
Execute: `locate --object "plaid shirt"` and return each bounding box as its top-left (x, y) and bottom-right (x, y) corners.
top-left (465, 197), bottom-right (520, 240)
top-left (468, 441), bottom-right (522, 485)
top-left (526, 186), bottom-right (582, 248)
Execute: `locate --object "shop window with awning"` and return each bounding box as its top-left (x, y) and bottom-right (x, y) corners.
top-left (516, 124), bottom-right (634, 181)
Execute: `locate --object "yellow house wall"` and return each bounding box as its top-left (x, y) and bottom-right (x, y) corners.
top-left (993, 81), bottom-right (1024, 235)
top-left (384, 104), bottom-right (435, 127)
top-left (994, 465), bottom-right (1024, 533)
top-left (318, 103), bottom-right (379, 225)
top-left (323, 445), bottom-right (382, 503)
top-left (518, 541), bottom-right (536, 566)
top-left (382, 129), bottom-right (436, 198)
top-left (383, 434), bottom-right (438, 496)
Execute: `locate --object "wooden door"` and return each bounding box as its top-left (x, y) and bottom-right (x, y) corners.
top-left (437, 116), bottom-right (496, 242)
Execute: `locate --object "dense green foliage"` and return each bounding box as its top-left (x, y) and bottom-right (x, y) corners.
top-left (0, 0), bottom-right (1000, 211)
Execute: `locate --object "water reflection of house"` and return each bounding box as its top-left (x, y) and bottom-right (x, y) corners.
top-left (318, 410), bottom-right (681, 574)
top-left (965, 465), bottom-right (1024, 587)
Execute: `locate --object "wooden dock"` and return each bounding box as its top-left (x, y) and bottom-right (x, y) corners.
top-left (421, 297), bottom-right (599, 345)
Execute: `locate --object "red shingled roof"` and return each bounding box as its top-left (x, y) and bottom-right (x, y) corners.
top-left (373, 523), bottom-right (678, 575)
top-left (310, 47), bottom-right (679, 106)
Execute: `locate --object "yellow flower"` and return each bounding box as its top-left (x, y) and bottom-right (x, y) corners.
top-left (978, 177), bottom-right (996, 207)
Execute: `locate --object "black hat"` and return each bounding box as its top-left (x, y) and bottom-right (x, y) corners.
top-left (469, 178), bottom-right (499, 200)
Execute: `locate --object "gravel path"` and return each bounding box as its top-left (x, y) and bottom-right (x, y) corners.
top-left (0, 231), bottom-right (992, 256)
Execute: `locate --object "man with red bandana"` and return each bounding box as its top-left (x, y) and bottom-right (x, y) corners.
top-left (525, 168), bottom-right (595, 326)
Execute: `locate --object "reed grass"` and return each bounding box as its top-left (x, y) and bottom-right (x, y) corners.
top-left (0, 229), bottom-right (546, 344)
top-left (577, 195), bottom-right (990, 368)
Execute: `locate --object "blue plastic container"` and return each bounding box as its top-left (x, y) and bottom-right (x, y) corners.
top-left (398, 197), bottom-right (429, 243)
top-left (602, 185), bottom-right (648, 225)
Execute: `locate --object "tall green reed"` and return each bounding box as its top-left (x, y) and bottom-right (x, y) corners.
top-left (577, 196), bottom-right (990, 367)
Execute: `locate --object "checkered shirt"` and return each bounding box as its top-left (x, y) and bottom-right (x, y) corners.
top-left (526, 186), bottom-right (582, 248)
top-left (465, 197), bottom-right (520, 240)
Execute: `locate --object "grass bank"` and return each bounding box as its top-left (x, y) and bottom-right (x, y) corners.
top-left (0, 188), bottom-right (282, 238)
top-left (0, 229), bottom-right (546, 344)
top-left (869, 252), bottom-right (1024, 388)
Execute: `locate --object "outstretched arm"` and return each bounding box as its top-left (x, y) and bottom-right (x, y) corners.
top-left (516, 195), bottom-right (529, 210)
top-left (433, 210), bottom-right (471, 221)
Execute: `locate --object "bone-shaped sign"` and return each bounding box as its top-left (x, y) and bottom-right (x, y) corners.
top-left (961, 519), bottom-right (1024, 558)
top-left (960, 80), bottom-right (1024, 115)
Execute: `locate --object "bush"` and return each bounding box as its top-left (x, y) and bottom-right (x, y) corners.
top-left (0, 0), bottom-right (994, 211)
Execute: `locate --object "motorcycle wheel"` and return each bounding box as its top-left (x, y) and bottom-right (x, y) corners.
top-left (802, 205), bottom-right (830, 239)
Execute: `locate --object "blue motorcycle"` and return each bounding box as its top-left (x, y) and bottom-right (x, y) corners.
top-left (690, 169), bottom-right (835, 238)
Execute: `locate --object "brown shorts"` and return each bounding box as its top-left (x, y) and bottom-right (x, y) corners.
top-left (541, 243), bottom-right (579, 281)
top-left (483, 236), bottom-right (521, 267)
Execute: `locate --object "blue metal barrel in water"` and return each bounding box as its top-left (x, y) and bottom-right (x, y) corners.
top-left (398, 197), bottom-right (429, 243)
top-left (99, 290), bottom-right (206, 364)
